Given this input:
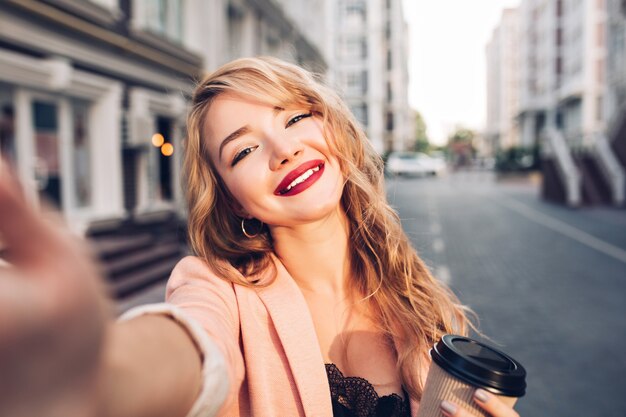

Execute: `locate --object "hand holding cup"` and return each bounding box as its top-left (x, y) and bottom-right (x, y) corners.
top-left (440, 389), bottom-right (521, 417)
top-left (417, 335), bottom-right (526, 417)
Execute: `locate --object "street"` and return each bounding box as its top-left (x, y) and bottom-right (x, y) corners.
top-left (387, 171), bottom-right (626, 417)
top-left (118, 170), bottom-right (626, 416)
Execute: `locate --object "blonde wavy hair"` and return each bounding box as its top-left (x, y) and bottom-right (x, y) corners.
top-left (184, 56), bottom-right (473, 399)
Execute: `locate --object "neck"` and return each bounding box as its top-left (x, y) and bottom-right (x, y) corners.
top-left (270, 208), bottom-right (351, 300)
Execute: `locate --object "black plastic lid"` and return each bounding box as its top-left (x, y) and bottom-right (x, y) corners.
top-left (430, 334), bottom-right (526, 397)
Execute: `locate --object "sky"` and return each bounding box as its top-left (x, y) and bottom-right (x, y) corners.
top-left (402, 0), bottom-right (521, 145)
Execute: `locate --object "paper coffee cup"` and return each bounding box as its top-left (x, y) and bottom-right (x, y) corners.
top-left (417, 335), bottom-right (526, 417)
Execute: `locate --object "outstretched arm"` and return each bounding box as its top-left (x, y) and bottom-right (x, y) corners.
top-left (0, 161), bottom-right (206, 417)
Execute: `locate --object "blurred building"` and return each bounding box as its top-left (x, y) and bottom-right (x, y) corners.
top-left (487, 0), bottom-right (625, 207)
top-left (332, 0), bottom-right (412, 154)
top-left (274, 0), bottom-right (334, 73)
top-left (516, 0), bottom-right (559, 148)
top-left (606, 0), bottom-right (626, 170)
top-left (200, 0), bottom-right (327, 72)
top-left (486, 8), bottom-right (521, 152)
top-left (0, 0), bottom-right (326, 300)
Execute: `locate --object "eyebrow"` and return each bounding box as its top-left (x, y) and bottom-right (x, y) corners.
top-left (217, 106), bottom-right (285, 161)
top-left (218, 126), bottom-right (250, 160)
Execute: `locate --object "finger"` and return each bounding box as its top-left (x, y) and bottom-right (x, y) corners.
top-left (0, 160), bottom-right (66, 267)
top-left (0, 268), bottom-right (44, 338)
top-left (440, 400), bottom-right (474, 417)
top-left (473, 389), bottom-right (520, 417)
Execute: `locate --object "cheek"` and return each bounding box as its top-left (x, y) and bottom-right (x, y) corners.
top-left (222, 172), bottom-right (266, 213)
top-left (224, 176), bottom-right (251, 204)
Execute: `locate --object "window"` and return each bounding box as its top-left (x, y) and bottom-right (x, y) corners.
top-left (342, 36), bottom-right (367, 60)
top-left (0, 85), bottom-right (15, 164)
top-left (350, 103), bottom-right (368, 126)
top-left (149, 116), bottom-right (175, 202)
top-left (143, 0), bottom-right (183, 42)
top-left (72, 100), bottom-right (92, 208)
top-left (346, 72), bottom-right (359, 92)
top-left (341, 36), bottom-right (363, 60)
top-left (386, 111), bottom-right (394, 131)
top-left (228, 4), bottom-right (244, 60)
top-left (345, 0), bottom-right (365, 15)
top-left (361, 70), bottom-right (368, 94)
top-left (346, 71), bottom-right (367, 95)
top-left (596, 95), bottom-right (603, 122)
top-left (555, 111), bottom-right (563, 129)
top-left (33, 101), bottom-right (62, 208)
top-left (343, 0), bottom-right (366, 25)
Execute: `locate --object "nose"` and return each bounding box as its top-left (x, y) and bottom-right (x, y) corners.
top-left (268, 134), bottom-right (304, 171)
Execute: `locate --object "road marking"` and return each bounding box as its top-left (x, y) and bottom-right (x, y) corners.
top-left (432, 238), bottom-right (445, 253)
top-left (435, 265), bottom-right (451, 284)
top-left (495, 195), bottom-right (626, 265)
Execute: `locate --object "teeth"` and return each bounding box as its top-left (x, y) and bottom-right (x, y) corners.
top-left (285, 166), bottom-right (320, 191)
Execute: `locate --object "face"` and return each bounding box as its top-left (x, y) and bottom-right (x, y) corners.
top-left (203, 93), bottom-right (345, 228)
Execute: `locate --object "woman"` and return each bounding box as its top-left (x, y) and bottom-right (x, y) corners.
top-left (0, 57), bottom-right (520, 417)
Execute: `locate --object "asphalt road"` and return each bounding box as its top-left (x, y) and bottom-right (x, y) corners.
top-left (119, 169), bottom-right (626, 416)
top-left (387, 170), bottom-right (626, 417)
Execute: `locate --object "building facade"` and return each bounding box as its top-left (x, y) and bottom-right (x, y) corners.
top-left (516, 0), bottom-right (558, 149)
top-left (514, 0), bottom-right (608, 149)
top-left (605, 0), bottom-right (626, 185)
top-left (606, 0), bottom-right (626, 124)
top-left (0, 0), bottom-right (327, 299)
top-left (486, 8), bottom-right (521, 151)
top-left (332, 0), bottom-right (411, 154)
top-left (201, 0), bottom-right (327, 73)
top-left (487, 0), bottom-right (626, 206)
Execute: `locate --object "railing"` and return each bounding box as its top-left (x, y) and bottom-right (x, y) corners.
top-left (590, 132), bottom-right (626, 206)
top-left (606, 98), bottom-right (626, 143)
top-left (544, 128), bottom-right (581, 207)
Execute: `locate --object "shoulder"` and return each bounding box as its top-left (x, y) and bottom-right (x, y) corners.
top-left (167, 254), bottom-right (284, 297)
top-left (167, 255), bottom-right (238, 296)
top-left (171, 255), bottom-right (218, 276)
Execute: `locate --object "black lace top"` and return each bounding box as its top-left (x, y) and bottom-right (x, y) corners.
top-left (325, 363), bottom-right (411, 417)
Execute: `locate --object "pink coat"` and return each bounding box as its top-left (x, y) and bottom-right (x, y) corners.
top-left (163, 255), bottom-right (422, 416)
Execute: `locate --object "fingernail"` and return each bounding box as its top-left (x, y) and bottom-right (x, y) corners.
top-left (440, 400), bottom-right (457, 414)
top-left (474, 388), bottom-right (489, 403)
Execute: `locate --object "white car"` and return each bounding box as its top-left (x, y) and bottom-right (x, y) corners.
top-left (386, 152), bottom-right (446, 177)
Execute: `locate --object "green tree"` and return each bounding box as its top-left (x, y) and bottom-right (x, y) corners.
top-left (448, 127), bottom-right (475, 145)
top-left (412, 110), bottom-right (430, 153)
top-left (447, 126), bottom-right (476, 167)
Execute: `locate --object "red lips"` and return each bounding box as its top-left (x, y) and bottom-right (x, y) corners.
top-left (274, 159), bottom-right (325, 196)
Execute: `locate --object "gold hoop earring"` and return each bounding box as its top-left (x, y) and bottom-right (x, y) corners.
top-left (241, 218), bottom-right (263, 238)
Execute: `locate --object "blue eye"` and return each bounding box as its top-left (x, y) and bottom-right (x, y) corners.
top-left (286, 112), bottom-right (312, 128)
top-left (231, 146), bottom-right (256, 166)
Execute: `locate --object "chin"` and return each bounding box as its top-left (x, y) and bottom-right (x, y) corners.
top-left (270, 195), bottom-right (343, 227)
top-left (305, 192), bottom-right (346, 221)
